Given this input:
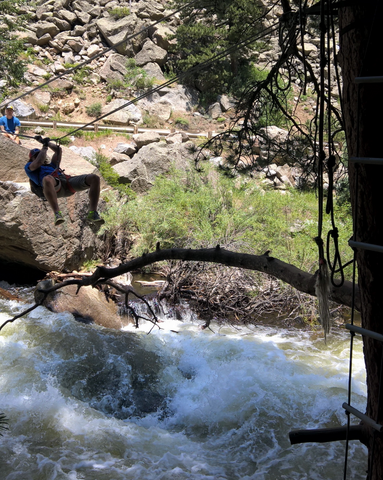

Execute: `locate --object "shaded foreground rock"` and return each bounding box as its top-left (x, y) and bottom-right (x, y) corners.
top-left (0, 181), bottom-right (104, 272)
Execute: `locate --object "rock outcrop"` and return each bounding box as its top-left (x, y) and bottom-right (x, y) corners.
top-left (112, 140), bottom-right (194, 193)
top-left (36, 279), bottom-right (124, 329)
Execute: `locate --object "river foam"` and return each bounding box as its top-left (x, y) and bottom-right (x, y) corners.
top-left (0, 294), bottom-right (367, 479)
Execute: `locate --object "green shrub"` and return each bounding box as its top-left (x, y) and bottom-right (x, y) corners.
top-left (109, 6), bottom-right (130, 18)
top-left (107, 78), bottom-right (125, 91)
top-left (175, 117), bottom-right (189, 129)
top-left (73, 66), bottom-right (92, 85)
top-left (82, 129), bottom-right (113, 141)
top-left (63, 62), bottom-right (79, 69)
top-left (57, 136), bottom-right (71, 146)
top-left (86, 102), bottom-right (102, 117)
top-left (124, 59), bottom-right (154, 90)
top-left (142, 114), bottom-right (164, 129)
top-left (96, 152), bottom-right (136, 198)
top-left (135, 75), bottom-right (154, 90)
top-left (38, 103), bottom-right (49, 113)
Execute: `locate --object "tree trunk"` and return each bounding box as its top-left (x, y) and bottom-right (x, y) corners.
top-left (339, 2), bottom-right (383, 478)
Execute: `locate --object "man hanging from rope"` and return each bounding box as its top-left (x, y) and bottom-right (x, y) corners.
top-left (25, 137), bottom-right (104, 226)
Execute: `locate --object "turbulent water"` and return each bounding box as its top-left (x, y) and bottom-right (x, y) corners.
top-left (0, 284), bottom-right (367, 480)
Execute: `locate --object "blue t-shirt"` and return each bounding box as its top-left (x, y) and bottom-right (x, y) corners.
top-left (25, 162), bottom-right (58, 186)
top-left (0, 115), bottom-right (21, 133)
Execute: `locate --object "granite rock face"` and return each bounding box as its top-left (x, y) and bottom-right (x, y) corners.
top-left (0, 181), bottom-right (104, 272)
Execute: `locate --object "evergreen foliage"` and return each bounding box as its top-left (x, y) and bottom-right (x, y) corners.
top-left (169, 0), bottom-right (264, 97)
top-left (0, 0), bottom-right (29, 100)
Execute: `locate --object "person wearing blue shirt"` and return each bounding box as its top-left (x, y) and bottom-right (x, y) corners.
top-left (0, 105), bottom-right (21, 144)
top-left (25, 139), bottom-right (104, 226)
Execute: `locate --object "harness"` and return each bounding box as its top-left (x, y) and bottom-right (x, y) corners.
top-left (29, 168), bottom-right (76, 200)
top-left (50, 168), bottom-right (76, 194)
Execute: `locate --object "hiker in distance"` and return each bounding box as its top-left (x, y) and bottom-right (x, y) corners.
top-left (25, 137), bottom-right (104, 226)
top-left (0, 105), bottom-right (21, 144)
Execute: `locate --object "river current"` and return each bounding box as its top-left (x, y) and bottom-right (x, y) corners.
top-left (0, 283), bottom-right (367, 479)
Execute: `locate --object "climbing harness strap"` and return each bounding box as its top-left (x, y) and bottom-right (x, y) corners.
top-left (50, 168), bottom-right (76, 194)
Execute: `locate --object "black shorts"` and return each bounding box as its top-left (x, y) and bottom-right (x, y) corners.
top-left (55, 174), bottom-right (90, 198)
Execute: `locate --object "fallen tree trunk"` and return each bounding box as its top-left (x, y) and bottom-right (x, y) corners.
top-left (0, 247), bottom-right (359, 333)
top-left (52, 247), bottom-right (360, 311)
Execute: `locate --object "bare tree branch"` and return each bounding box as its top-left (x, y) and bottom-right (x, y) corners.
top-left (0, 248), bottom-right (358, 333)
top-left (43, 247), bottom-right (360, 310)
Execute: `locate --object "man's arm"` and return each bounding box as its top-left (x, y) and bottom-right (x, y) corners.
top-left (49, 142), bottom-right (62, 168)
top-left (29, 141), bottom-right (62, 171)
top-left (28, 145), bottom-right (49, 171)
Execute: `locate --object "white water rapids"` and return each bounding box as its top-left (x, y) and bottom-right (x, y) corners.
top-left (0, 285), bottom-right (367, 480)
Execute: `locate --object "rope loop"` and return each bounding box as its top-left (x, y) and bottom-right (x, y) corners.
top-left (327, 228), bottom-right (345, 287)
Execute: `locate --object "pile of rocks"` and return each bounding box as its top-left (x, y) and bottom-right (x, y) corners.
top-left (9, 0), bottom-right (338, 124)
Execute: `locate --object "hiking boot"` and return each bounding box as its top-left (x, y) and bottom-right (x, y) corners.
top-left (87, 210), bottom-right (104, 225)
top-left (54, 211), bottom-right (65, 226)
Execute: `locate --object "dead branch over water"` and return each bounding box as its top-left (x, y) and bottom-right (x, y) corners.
top-left (0, 247), bottom-right (358, 332)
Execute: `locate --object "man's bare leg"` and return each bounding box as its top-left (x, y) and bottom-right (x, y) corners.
top-left (85, 174), bottom-right (100, 212)
top-left (42, 176), bottom-right (60, 213)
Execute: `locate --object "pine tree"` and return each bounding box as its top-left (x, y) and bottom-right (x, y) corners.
top-left (169, 0), bottom-right (263, 99)
top-left (0, 0), bottom-right (28, 101)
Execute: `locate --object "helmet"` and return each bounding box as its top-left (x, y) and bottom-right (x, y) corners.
top-left (29, 148), bottom-right (40, 159)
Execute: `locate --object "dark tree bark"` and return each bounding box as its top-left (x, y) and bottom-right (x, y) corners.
top-left (339, 1), bottom-right (383, 478)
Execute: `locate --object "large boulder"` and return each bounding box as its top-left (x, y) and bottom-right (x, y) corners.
top-left (4, 98), bottom-right (36, 120)
top-left (132, 131), bottom-right (161, 149)
top-left (97, 14), bottom-right (149, 56)
top-left (158, 85), bottom-right (199, 112)
top-left (142, 62), bottom-right (165, 82)
top-left (37, 280), bottom-right (124, 330)
top-left (135, 0), bottom-right (166, 20)
top-left (134, 38), bottom-right (167, 67)
top-left (102, 99), bottom-right (143, 125)
top-left (0, 181), bottom-right (104, 272)
top-left (0, 136), bottom-right (30, 182)
top-left (150, 23), bottom-right (176, 50)
top-left (112, 141), bottom-right (195, 192)
top-left (99, 53), bottom-right (127, 84)
top-left (35, 21), bottom-right (60, 38)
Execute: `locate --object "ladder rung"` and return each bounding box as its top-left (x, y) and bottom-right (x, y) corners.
top-left (355, 76), bottom-right (383, 84)
top-left (348, 240), bottom-right (383, 254)
top-left (342, 403), bottom-right (383, 432)
top-left (346, 323), bottom-right (383, 343)
top-left (349, 157), bottom-right (383, 165)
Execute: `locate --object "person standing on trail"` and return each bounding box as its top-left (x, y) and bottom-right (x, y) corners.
top-left (0, 105), bottom-right (21, 144)
top-left (25, 137), bottom-right (104, 226)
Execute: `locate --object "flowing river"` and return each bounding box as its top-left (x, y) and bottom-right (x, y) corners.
top-left (0, 283), bottom-right (367, 480)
